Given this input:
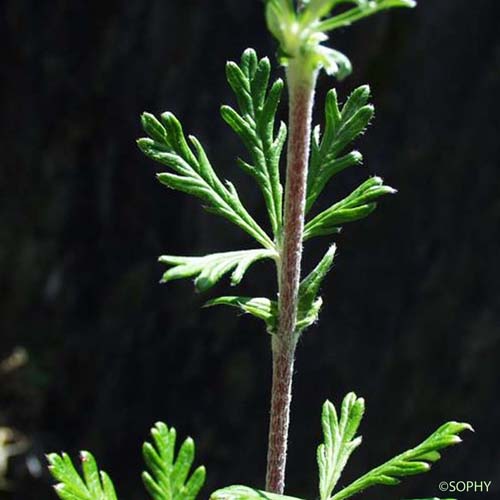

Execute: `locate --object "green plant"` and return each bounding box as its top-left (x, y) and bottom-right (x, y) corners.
top-left (48, 1), bottom-right (472, 500)
top-left (47, 394), bottom-right (470, 500)
top-left (47, 423), bottom-right (205, 500)
top-left (212, 394), bottom-right (470, 500)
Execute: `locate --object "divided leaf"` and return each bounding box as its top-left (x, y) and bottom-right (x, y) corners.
top-left (331, 421), bottom-right (473, 500)
top-left (307, 85), bottom-right (373, 213)
top-left (296, 245), bottom-right (336, 333)
top-left (138, 112), bottom-right (273, 250)
top-left (265, 0), bottom-right (296, 49)
top-left (266, 0), bottom-right (415, 77)
top-left (317, 394), bottom-right (365, 500)
top-left (47, 451), bottom-right (118, 500)
top-left (222, 49), bottom-right (286, 237)
top-left (312, 46), bottom-right (353, 80)
top-left (205, 296), bottom-right (278, 334)
top-left (304, 176), bottom-right (396, 240)
top-left (142, 422), bottom-right (206, 500)
top-left (205, 246), bottom-right (336, 335)
top-left (159, 249), bottom-right (276, 292)
top-left (211, 485), bottom-right (304, 500)
top-left (314, 0), bottom-right (417, 33)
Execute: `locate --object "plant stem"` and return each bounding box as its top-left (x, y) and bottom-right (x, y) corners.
top-left (266, 58), bottom-right (318, 494)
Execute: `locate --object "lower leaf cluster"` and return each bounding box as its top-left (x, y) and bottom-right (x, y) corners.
top-left (212, 393), bottom-right (471, 500)
top-left (47, 395), bottom-right (471, 500)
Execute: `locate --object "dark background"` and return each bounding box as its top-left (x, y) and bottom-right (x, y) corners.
top-left (1, 0), bottom-right (499, 499)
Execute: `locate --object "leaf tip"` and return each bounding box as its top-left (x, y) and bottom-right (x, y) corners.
top-left (359, 84), bottom-right (371, 99)
top-left (243, 47), bottom-right (256, 58)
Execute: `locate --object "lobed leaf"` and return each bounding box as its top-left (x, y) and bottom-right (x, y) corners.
top-left (317, 394), bottom-right (365, 500)
top-left (315, 0), bottom-right (417, 33)
top-left (47, 451), bottom-right (118, 500)
top-left (304, 176), bottom-right (396, 240)
top-left (158, 249), bottom-right (276, 293)
top-left (223, 49), bottom-right (286, 237)
top-left (307, 85), bottom-right (374, 213)
top-left (142, 422), bottom-right (206, 500)
top-left (267, 0), bottom-right (415, 77)
top-left (265, 0), bottom-right (297, 50)
top-left (139, 112), bottom-right (274, 250)
top-left (331, 421), bottom-right (473, 500)
top-left (302, 0), bottom-right (346, 22)
top-left (296, 245), bottom-right (336, 334)
top-left (205, 296), bottom-right (278, 334)
top-left (311, 45), bottom-right (353, 80)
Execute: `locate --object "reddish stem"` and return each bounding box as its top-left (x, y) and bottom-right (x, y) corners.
top-left (265, 61), bottom-right (317, 494)
top-left (266, 339), bottom-right (296, 494)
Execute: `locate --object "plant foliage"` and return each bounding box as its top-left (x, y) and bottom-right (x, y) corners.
top-left (47, 398), bottom-right (469, 500)
top-left (211, 485), bottom-right (302, 500)
top-left (304, 84), bottom-right (395, 239)
top-left (222, 49), bottom-right (286, 237)
top-left (138, 113), bottom-right (273, 249)
top-left (307, 85), bottom-right (373, 212)
top-left (47, 451), bottom-right (118, 500)
top-left (159, 249), bottom-right (276, 292)
top-left (214, 393), bottom-right (471, 500)
top-left (142, 422), bottom-right (206, 500)
top-left (47, 423), bottom-right (206, 500)
top-left (205, 244), bottom-right (337, 334)
top-left (331, 419), bottom-right (472, 500)
top-left (266, 0), bottom-right (416, 78)
top-left (317, 393), bottom-right (364, 500)
top-left (205, 295), bottom-right (278, 333)
top-left (305, 176), bottom-right (396, 240)
top-left (48, 3), bottom-right (471, 500)
top-left (138, 50), bottom-right (395, 336)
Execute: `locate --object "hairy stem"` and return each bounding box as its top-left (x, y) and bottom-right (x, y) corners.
top-left (266, 338), bottom-right (296, 494)
top-left (266, 58), bottom-right (317, 494)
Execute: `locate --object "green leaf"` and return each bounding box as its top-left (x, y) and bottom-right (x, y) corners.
top-left (142, 422), bottom-right (206, 500)
top-left (311, 46), bottom-right (353, 80)
top-left (316, 0), bottom-right (417, 33)
top-left (317, 394), bottom-right (365, 500)
top-left (47, 451), bottom-right (118, 500)
top-left (211, 485), bottom-right (304, 500)
top-left (296, 245), bottom-right (336, 333)
top-left (223, 49), bottom-right (286, 237)
top-left (304, 0), bottom-right (416, 23)
top-left (304, 176), bottom-right (396, 240)
top-left (265, 0), bottom-right (297, 51)
top-left (307, 85), bottom-right (374, 213)
top-left (205, 296), bottom-right (278, 334)
top-left (302, 0), bottom-right (345, 21)
top-left (139, 112), bottom-right (274, 250)
top-left (331, 421), bottom-right (473, 500)
top-left (158, 249), bottom-right (276, 293)
top-left (266, 0), bottom-right (415, 78)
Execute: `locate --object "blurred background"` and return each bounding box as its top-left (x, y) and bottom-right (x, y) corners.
top-left (1, 0), bottom-right (499, 499)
